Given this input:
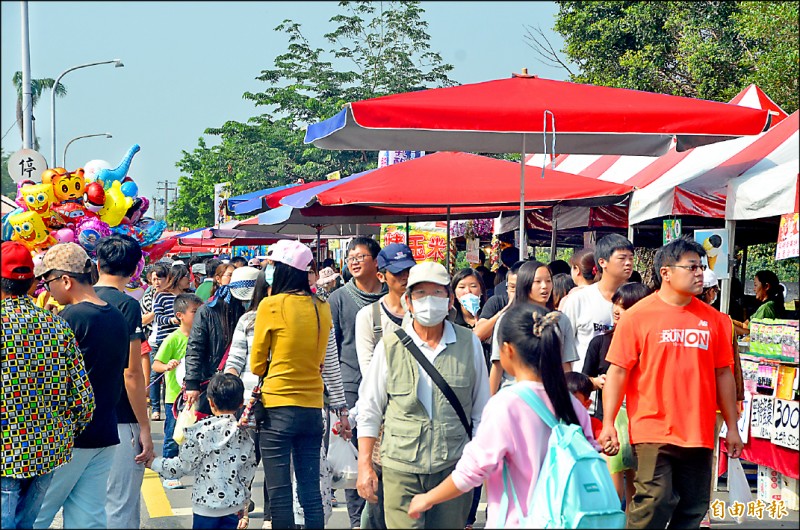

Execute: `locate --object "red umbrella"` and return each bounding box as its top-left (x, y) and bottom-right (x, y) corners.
top-left (289, 152), bottom-right (633, 209)
top-left (305, 74), bottom-right (771, 257)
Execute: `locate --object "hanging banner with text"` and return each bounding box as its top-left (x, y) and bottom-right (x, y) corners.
top-left (771, 398), bottom-right (799, 451)
top-left (214, 182), bottom-right (232, 227)
top-left (380, 222), bottom-right (448, 265)
top-left (776, 213), bottom-right (799, 260)
top-left (750, 394), bottom-right (774, 440)
top-left (720, 391), bottom-right (751, 444)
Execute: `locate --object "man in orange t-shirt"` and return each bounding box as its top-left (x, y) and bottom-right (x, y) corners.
top-left (598, 237), bottom-right (743, 529)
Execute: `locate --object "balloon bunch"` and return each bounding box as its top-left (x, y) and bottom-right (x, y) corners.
top-left (1, 144), bottom-right (167, 275)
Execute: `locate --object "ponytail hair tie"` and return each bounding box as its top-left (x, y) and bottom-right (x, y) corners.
top-left (592, 265), bottom-right (599, 276)
top-left (532, 311), bottom-right (561, 337)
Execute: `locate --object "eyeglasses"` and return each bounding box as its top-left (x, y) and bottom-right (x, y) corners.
top-left (669, 264), bottom-right (707, 273)
top-left (345, 254), bottom-right (371, 265)
top-left (43, 275), bottom-right (66, 291)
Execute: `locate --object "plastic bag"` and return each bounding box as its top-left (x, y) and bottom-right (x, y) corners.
top-left (327, 416), bottom-right (358, 490)
top-left (173, 404), bottom-right (197, 445)
top-left (727, 456), bottom-right (752, 524)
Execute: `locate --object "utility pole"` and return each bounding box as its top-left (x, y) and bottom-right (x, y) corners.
top-left (155, 180), bottom-right (177, 221)
top-left (21, 1), bottom-right (33, 149)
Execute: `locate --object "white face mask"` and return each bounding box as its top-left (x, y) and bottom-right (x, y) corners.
top-left (412, 295), bottom-right (450, 326)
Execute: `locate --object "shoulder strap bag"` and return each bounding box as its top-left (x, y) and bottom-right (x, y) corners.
top-left (394, 328), bottom-right (472, 440)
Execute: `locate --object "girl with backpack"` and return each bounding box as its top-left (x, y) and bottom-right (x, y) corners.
top-left (408, 303), bottom-right (599, 527)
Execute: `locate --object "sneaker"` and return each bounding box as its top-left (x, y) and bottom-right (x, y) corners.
top-left (162, 478), bottom-right (182, 489)
top-left (261, 521), bottom-right (272, 529)
top-left (700, 510), bottom-right (711, 528)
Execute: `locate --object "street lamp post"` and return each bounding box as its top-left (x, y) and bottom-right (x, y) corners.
top-left (50, 59), bottom-right (124, 167)
top-left (63, 133), bottom-right (112, 169)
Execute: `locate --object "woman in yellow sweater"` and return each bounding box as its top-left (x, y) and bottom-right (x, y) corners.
top-left (251, 240), bottom-right (332, 529)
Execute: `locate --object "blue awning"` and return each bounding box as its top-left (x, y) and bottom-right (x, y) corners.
top-left (228, 184), bottom-right (297, 215)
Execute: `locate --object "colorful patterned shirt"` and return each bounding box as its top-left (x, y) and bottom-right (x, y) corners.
top-left (1, 295), bottom-right (95, 478)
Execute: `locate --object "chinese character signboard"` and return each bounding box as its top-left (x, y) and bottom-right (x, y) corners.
top-left (771, 398), bottom-right (799, 451)
top-left (214, 182), bottom-right (232, 227)
top-left (7, 148), bottom-right (47, 182)
top-left (750, 395), bottom-right (774, 439)
top-left (380, 222), bottom-right (448, 265)
top-left (663, 219), bottom-right (681, 245)
top-left (776, 213), bottom-right (799, 260)
top-left (694, 228), bottom-right (729, 280)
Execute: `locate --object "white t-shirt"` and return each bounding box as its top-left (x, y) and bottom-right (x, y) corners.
top-left (559, 283), bottom-right (613, 372)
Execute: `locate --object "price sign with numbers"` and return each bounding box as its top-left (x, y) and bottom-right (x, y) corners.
top-left (771, 399), bottom-right (799, 451)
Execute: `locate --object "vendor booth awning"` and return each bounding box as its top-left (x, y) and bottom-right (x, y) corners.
top-left (525, 85), bottom-right (796, 224)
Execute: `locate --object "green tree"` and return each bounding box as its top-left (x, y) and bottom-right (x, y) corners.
top-left (169, 1), bottom-right (456, 229)
top-left (528, 1), bottom-right (798, 112)
top-left (1, 149), bottom-right (16, 200)
top-left (733, 2), bottom-right (799, 113)
top-left (12, 72), bottom-right (67, 152)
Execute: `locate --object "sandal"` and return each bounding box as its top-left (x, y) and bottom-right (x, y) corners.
top-left (151, 411), bottom-right (161, 421)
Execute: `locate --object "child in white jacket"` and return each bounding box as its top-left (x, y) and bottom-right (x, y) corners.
top-left (148, 373), bottom-right (257, 529)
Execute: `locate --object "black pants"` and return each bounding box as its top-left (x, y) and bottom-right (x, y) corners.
top-left (259, 406), bottom-right (323, 529)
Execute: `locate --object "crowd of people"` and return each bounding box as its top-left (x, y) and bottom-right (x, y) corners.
top-left (1, 230), bottom-right (785, 529)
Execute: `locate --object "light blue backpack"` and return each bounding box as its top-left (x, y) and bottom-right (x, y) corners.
top-left (495, 385), bottom-right (625, 529)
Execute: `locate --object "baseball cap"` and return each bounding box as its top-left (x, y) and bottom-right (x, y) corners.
top-left (34, 243), bottom-right (92, 278)
top-left (1, 241), bottom-right (35, 280)
top-left (248, 257), bottom-right (261, 267)
top-left (229, 266), bottom-right (260, 301)
top-left (376, 243), bottom-right (416, 274)
top-left (702, 269), bottom-right (719, 289)
top-left (266, 240), bottom-right (313, 271)
top-left (407, 261), bottom-right (450, 289)
top-left (191, 263), bottom-right (206, 275)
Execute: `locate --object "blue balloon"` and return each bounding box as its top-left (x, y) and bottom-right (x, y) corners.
top-left (121, 181), bottom-right (139, 197)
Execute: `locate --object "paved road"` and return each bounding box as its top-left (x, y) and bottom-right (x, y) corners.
top-left (47, 419), bottom-right (795, 529)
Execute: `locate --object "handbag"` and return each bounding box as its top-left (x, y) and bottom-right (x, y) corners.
top-left (395, 329), bottom-right (472, 439)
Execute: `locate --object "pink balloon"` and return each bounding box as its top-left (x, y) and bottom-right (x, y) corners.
top-left (54, 228), bottom-right (76, 244)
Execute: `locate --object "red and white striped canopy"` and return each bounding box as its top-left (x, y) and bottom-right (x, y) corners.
top-left (527, 85), bottom-right (797, 224)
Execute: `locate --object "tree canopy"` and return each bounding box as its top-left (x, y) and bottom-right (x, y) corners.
top-left (169, 1), bottom-right (455, 229)
top-left (529, 1), bottom-right (797, 112)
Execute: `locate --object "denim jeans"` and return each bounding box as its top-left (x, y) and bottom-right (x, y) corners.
top-left (192, 512), bottom-right (239, 529)
top-left (1, 473), bottom-right (53, 529)
top-left (259, 406), bottom-right (323, 529)
top-left (163, 402), bottom-right (179, 458)
top-left (106, 423), bottom-right (145, 529)
top-left (149, 349), bottom-right (162, 414)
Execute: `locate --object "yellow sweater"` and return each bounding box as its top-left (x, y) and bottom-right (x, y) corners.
top-left (251, 293), bottom-right (332, 409)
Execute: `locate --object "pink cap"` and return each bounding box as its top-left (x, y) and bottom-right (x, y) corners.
top-left (266, 240), bottom-right (313, 271)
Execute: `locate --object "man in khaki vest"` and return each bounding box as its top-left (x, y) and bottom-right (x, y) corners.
top-left (355, 262), bottom-right (490, 528)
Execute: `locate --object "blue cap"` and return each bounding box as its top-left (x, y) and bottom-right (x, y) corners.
top-left (377, 243), bottom-right (417, 274)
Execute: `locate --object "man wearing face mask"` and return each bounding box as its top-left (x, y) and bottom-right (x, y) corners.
top-left (355, 262), bottom-right (490, 529)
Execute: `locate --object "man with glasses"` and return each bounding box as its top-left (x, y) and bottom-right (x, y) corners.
top-left (33, 243), bottom-right (130, 529)
top-left (598, 237), bottom-right (743, 529)
top-left (355, 262), bottom-right (490, 528)
top-left (328, 236), bottom-right (387, 527)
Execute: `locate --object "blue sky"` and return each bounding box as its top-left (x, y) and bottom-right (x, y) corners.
top-left (1, 1), bottom-right (570, 202)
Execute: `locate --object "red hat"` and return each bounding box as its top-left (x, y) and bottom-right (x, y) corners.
top-left (1, 241), bottom-right (35, 280)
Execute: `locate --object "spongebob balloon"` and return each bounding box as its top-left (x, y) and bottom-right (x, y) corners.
top-left (9, 210), bottom-right (58, 255)
top-left (98, 181), bottom-right (134, 227)
top-left (19, 182), bottom-right (65, 228)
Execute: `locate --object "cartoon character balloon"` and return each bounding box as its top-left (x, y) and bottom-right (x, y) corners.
top-left (42, 167), bottom-right (86, 204)
top-left (75, 218), bottom-right (111, 255)
top-left (8, 210), bottom-right (58, 255)
top-left (98, 180), bottom-right (134, 227)
top-left (19, 182), bottom-right (65, 228)
top-left (94, 144), bottom-right (140, 190)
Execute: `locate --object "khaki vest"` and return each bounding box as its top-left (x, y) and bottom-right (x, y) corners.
top-left (380, 325), bottom-right (477, 474)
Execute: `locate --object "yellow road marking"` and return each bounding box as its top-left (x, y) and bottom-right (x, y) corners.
top-left (142, 468), bottom-right (174, 518)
